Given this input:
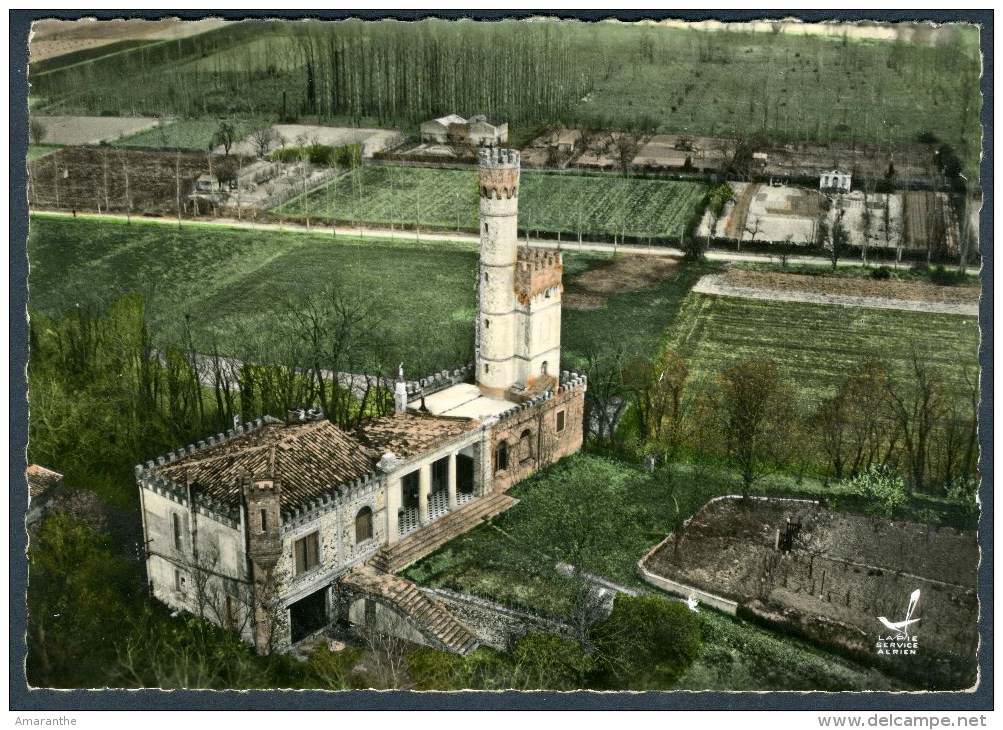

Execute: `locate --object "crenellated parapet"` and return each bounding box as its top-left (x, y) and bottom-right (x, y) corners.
top-left (478, 148), bottom-right (520, 200)
top-left (514, 248), bottom-right (563, 306)
top-left (404, 363), bottom-right (475, 399)
top-left (280, 471), bottom-right (381, 532)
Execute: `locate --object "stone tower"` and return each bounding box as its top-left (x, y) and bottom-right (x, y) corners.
top-left (242, 463), bottom-right (283, 654)
top-left (476, 148), bottom-right (562, 396)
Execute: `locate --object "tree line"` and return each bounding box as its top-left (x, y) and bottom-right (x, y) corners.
top-left (581, 342), bottom-right (979, 502)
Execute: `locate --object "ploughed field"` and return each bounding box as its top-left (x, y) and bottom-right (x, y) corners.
top-left (272, 166), bottom-right (708, 243)
top-left (664, 291), bottom-right (979, 406)
top-left (27, 147), bottom-right (251, 217)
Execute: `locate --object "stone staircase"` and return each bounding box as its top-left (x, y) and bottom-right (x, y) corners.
top-left (370, 491), bottom-right (518, 574)
top-left (340, 564), bottom-right (480, 655)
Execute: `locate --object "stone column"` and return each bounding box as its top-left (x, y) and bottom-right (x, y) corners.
top-left (386, 476), bottom-right (401, 544)
top-left (447, 453), bottom-right (458, 510)
top-left (418, 464), bottom-right (430, 525)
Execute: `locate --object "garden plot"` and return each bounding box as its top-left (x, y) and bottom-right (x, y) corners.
top-left (700, 183), bottom-right (911, 252)
top-left (220, 124), bottom-right (404, 158)
top-left (634, 133), bottom-right (728, 173)
top-left (30, 114), bottom-right (161, 146)
top-left (641, 497), bottom-right (978, 688)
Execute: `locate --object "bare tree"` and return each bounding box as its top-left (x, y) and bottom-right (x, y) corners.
top-left (30, 117), bottom-right (48, 145)
top-left (743, 215), bottom-right (762, 251)
top-left (605, 130), bottom-right (645, 177)
top-left (884, 350), bottom-right (950, 493)
top-left (249, 126), bottom-right (282, 159)
top-left (580, 341), bottom-right (628, 441)
top-left (213, 120), bottom-right (238, 158)
top-left (357, 609), bottom-right (414, 689)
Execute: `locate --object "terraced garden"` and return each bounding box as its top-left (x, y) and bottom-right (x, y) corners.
top-left (273, 166), bottom-right (708, 243)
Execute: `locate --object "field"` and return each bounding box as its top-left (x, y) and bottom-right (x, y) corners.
top-left (274, 166), bottom-right (708, 242)
top-left (27, 147), bottom-right (250, 217)
top-left (30, 114), bottom-right (161, 145)
top-left (29, 20), bottom-right (981, 179)
top-left (27, 216), bottom-right (479, 371)
top-left (114, 117), bottom-right (267, 151)
top-left (664, 291), bottom-right (979, 406)
top-left (27, 144), bottom-right (62, 161)
top-left (29, 18), bottom-right (226, 64)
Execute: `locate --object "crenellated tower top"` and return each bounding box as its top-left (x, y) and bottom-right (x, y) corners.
top-left (478, 148), bottom-right (520, 200)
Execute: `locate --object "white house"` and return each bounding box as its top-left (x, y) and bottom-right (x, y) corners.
top-left (820, 169), bottom-right (852, 193)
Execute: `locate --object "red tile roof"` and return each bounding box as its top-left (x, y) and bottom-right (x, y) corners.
top-left (355, 412), bottom-right (478, 461)
top-left (26, 464), bottom-right (63, 501)
top-left (155, 420), bottom-right (375, 510)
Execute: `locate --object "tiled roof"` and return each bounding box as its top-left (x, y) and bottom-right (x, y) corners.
top-left (155, 420), bottom-right (375, 510)
top-left (355, 412), bottom-right (477, 461)
top-left (26, 464), bottom-right (63, 501)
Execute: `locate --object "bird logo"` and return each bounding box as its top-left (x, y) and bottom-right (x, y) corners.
top-left (878, 589), bottom-right (921, 639)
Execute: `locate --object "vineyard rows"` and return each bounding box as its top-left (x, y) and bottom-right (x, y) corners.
top-left (274, 166), bottom-right (708, 241)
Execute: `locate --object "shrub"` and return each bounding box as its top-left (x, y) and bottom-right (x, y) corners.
top-left (929, 266), bottom-right (963, 286)
top-left (511, 633), bottom-right (594, 690)
top-left (871, 266), bottom-right (892, 280)
top-left (589, 594), bottom-right (702, 689)
top-left (844, 464), bottom-right (907, 517)
top-left (408, 646), bottom-right (462, 690)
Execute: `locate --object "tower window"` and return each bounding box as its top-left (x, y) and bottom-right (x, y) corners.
top-left (485, 319), bottom-right (490, 329)
top-left (556, 410), bottom-right (566, 433)
top-left (260, 509), bottom-right (267, 532)
top-left (484, 222), bottom-right (489, 235)
top-left (485, 363), bottom-right (490, 374)
top-left (484, 271), bottom-right (489, 282)
top-left (541, 361), bottom-right (549, 375)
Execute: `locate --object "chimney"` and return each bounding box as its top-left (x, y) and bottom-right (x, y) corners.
top-left (392, 361), bottom-right (409, 415)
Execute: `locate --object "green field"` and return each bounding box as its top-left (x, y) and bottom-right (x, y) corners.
top-left (27, 216), bottom-right (478, 371)
top-left (665, 292), bottom-right (979, 405)
top-left (27, 144), bottom-right (62, 161)
top-left (274, 167), bottom-right (708, 242)
top-left (114, 117), bottom-right (266, 150)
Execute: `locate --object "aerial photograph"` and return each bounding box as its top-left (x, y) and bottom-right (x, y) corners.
top-left (16, 12), bottom-right (987, 704)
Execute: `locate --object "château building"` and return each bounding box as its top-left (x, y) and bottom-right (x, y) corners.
top-left (137, 148), bottom-right (585, 654)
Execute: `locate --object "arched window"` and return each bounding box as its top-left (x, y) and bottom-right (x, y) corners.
top-left (541, 361), bottom-right (549, 375)
top-left (494, 441), bottom-right (508, 473)
top-left (355, 506), bottom-right (373, 544)
top-left (485, 319), bottom-right (490, 329)
top-left (520, 429), bottom-right (534, 463)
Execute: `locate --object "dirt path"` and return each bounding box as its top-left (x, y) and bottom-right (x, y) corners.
top-left (693, 274), bottom-right (979, 316)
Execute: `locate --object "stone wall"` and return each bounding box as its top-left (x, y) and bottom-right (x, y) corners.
top-left (490, 376), bottom-right (585, 492)
top-left (421, 587), bottom-right (574, 649)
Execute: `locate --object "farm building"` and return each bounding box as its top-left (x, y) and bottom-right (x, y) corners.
top-left (420, 113), bottom-right (508, 146)
top-left (820, 169), bottom-right (852, 192)
top-left (137, 147), bottom-right (585, 655)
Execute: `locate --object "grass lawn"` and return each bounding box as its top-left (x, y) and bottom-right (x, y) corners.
top-left (273, 166), bottom-right (708, 243)
top-left (27, 216), bottom-right (694, 371)
top-left (403, 452), bottom-right (911, 691)
top-left (664, 292), bottom-right (980, 406)
top-left (27, 215), bottom-right (478, 370)
top-left (28, 144), bottom-right (63, 161)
